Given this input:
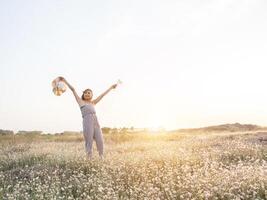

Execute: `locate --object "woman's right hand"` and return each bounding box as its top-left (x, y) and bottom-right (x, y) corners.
top-left (58, 77), bottom-right (75, 92)
top-left (58, 76), bottom-right (66, 82)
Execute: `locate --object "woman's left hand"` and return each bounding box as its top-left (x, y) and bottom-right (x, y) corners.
top-left (111, 84), bottom-right (117, 89)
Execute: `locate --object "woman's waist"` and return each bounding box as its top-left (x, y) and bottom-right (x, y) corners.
top-left (82, 112), bottom-right (97, 118)
top-left (82, 113), bottom-right (100, 126)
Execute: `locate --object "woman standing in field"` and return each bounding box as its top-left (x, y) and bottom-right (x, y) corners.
top-left (58, 77), bottom-right (118, 159)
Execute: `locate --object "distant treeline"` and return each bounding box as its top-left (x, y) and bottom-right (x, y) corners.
top-left (0, 129), bottom-right (14, 135)
top-left (0, 127), bottom-right (147, 135)
top-left (54, 127), bottom-right (144, 135)
top-left (2, 123), bottom-right (263, 136)
top-left (0, 129), bottom-right (43, 135)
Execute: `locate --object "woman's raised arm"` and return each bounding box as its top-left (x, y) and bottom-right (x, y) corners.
top-left (92, 84), bottom-right (117, 105)
top-left (59, 77), bottom-right (83, 106)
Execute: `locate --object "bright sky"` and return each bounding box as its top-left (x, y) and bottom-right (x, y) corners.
top-left (1, 0), bottom-right (267, 133)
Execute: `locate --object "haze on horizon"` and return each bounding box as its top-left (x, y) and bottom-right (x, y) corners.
top-left (1, 0), bottom-right (267, 133)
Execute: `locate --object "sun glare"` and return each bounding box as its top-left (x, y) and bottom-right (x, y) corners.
top-left (147, 126), bottom-right (166, 134)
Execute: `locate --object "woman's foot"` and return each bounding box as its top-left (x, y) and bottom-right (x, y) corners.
top-left (87, 153), bottom-right (93, 160)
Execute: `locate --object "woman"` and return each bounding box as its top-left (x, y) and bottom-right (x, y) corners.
top-left (59, 76), bottom-right (117, 159)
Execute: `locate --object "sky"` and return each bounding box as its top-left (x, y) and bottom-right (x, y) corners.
top-left (1, 0), bottom-right (267, 133)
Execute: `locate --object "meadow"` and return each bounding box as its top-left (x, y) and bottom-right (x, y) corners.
top-left (0, 131), bottom-right (266, 199)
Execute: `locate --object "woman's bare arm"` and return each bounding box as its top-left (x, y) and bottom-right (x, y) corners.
top-left (92, 84), bottom-right (117, 105)
top-left (59, 77), bottom-right (83, 106)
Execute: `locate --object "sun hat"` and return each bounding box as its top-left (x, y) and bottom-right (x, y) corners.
top-left (52, 77), bottom-right (67, 96)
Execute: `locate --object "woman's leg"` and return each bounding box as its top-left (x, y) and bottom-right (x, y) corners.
top-left (83, 118), bottom-right (94, 158)
top-left (94, 125), bottom-right (104, 157)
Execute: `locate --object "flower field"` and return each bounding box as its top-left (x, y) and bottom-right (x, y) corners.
top-left (0, 132), bottom-right (266, 199)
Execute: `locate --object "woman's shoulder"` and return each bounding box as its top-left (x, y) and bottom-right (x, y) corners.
top-left (78, 100), bottom-right (86, 108)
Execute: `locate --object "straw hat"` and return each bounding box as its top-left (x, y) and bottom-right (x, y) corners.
top-left (52, 77), bottom-right (67, 96)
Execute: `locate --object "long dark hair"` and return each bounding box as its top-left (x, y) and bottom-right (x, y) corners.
top-left (81, 89), bottom-right (92, 100)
